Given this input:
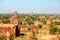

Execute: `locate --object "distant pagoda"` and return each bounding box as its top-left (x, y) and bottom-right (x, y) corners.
top-left (9, 11), bottom-right (18, 24)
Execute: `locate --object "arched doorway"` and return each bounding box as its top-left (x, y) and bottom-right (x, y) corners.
top-left (15, 25), bottom-right (20, 37)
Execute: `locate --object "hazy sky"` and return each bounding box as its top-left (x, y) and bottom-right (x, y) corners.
top-left (0, 0), bottom-right (60, 14)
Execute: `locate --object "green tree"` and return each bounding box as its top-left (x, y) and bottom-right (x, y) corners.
top-left (49, 27), bottom-right (57, 34)
top-left (26, 17), bottom-right (34, 25)
top-left (38, 24), bottom-right (42, 29)
top-left (27, 28), bottom-right (31, 32)
top-left (27, 21), bottom-right (34, 25)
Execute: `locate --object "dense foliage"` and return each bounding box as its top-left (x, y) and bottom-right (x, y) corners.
top-left (49, 27), bottom-right (57, 34)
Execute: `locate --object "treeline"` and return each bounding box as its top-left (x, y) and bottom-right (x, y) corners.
top-left (0, 14), bottom-right (12, 24)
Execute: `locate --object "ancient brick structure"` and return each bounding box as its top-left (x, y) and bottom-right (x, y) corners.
top-left (0, 24), bottom-right (16, 37)
top-left (9, 11), bottom-right (18, 24)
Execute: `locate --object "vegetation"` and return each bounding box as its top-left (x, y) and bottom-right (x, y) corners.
top-left (27, 28), bottom-right (31, 31)
top-left (20, 34), bottom-right (25, 38)
top-left (20, 35), bottom-right (24, 38)
top-left (49, 27), bottom-right (57, 34)
top-left (57, 28), bottom-right (60, 34)
top-left (25, 17), bottom-right (34, 25)
top-left (2, 19), bottom-right (9, 24)
top-left (1, 14), bottom-right (60, 40)
top-left (23, 22), bottom-right (27, 25)
top-left (0, 35), bottom-right (7, 40)
top-left (27, 20), bottom-right (34, 25)
top-left (9, 34), bottom-right (14, 40)
top-left (0, 14), bottom-right (11, 24)
top-left (19, 14), bottom-right (24, 20)
top-left (53, 21), bottom-right (60, 25)
top-left (38, 24), bottom-right (42, 29)
top-left (32, 30), bottom-right (38, 40)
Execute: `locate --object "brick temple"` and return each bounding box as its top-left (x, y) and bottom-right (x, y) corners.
top-left (0, 11), bottom-right (19, 38)
top-left (9, 11), bottom-right (18, 24)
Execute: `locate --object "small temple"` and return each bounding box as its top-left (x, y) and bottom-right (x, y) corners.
top-left (9, 11), bottom-right (18, 24)
top-left (0, 11), bottom-right (20, 38)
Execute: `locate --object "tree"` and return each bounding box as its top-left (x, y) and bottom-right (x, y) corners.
top-left (58, 28), bottom-right (60, 34)
top-left (54, 21), bottom-right (60, 25)
top-left (27, 21), bottom-right (34, 25)
top-left (0, 14), bottom-right (11, 23)
top-left (26, 18), bottom-right (34, 25)
top-left (27, 28), bottom-right (31, 32)
top-left (38, 24), bottom-right (42, 29)
top-left (40, 19), bottom-right (46, 24)
top-left (49, 27), bottom-right (57, 34)
top-left (2, 19), bottom-right (9, 24)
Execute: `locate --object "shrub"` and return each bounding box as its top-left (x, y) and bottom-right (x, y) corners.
top-left (9, 34), bottom-right (14, 40)
top-left (54, 21), bottom-right (60, 25)
top-left (20, 33), bottom-right (25, 38)
top-left (28, 28), bottom-right (31, 31)
top-left (23, 22), bottom-right (27, 25)
top-left (38, 24), bottom-right (42, 29)
top-left (27, 20), bottom-right (34, 25)
top-left (58, 28), bottom-right (60, 34)
top-left (49, 27), bottom-right (57, 34)
top-left (0, 35), bottom-right (7, 40)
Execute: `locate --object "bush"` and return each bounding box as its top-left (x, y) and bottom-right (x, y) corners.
top-left (58, 28), bottom-right (60, 34)
top-left (27, 21), bottom-right (34, 25)
top-left (9, 34), bottom-right (14, 40)
top-left (40, 19), bottom-right (46, 24)
top-left (2, 19), bottom-right (9, 24)
top-left (54, 21), bottom-right (60, 25)
top-left (26, 18), bottom-right (34, 25)
top-left (38, 24), bottom-right (42, 29)
top-left (20, 33), bottom-right (25, 38)
top-left (23, 22), bottom-right (27, 25)
top-left (28, 28), bottom-right (31, 31)
top-left (0, 35), bottom-right (7, 40)
top-left (49, 27), bottom-right (57, 34)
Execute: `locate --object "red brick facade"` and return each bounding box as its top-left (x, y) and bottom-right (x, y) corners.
top-left (0, 25), bottom-right (16, 38)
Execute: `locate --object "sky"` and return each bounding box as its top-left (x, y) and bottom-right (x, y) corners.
top-left (0, 0), bottom-right (60, 14)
